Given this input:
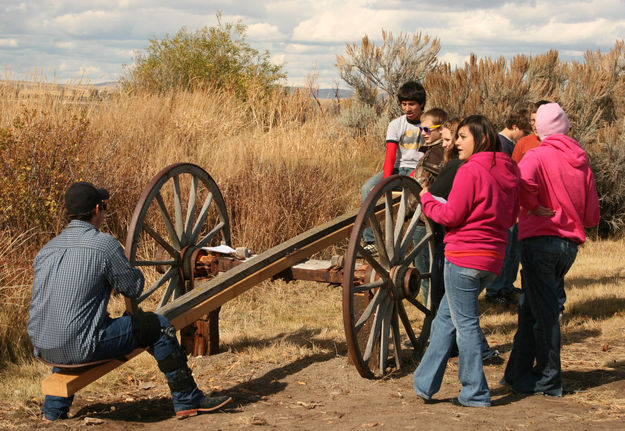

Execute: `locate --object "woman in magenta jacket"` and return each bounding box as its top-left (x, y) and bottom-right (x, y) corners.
top-left (412, 115), bottom-right (520, 407)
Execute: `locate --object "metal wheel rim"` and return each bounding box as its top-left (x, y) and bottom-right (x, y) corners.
top-left (124, 163), bottom-right (230, 314)
top-left (342, 174), bottom-right (435, 378)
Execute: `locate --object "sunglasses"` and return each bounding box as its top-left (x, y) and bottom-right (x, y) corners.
top-left (420, 124), bottom-right (441, 134)
top-left (99, 201), bottom-right (107, 210)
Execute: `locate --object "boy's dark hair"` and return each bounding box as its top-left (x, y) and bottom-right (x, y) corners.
top-left (457, 115), bottom-right (501, 154)
top-left (397, 81), bottom-right (426, 106)
top-left (505, 109), bottom-right (531, 132)
top-left (67, 208), bottom-right (97, 222)
top-left (531, 100), bottom-right (551, 113)
top-left (422, 108), bottom-right (448, 126)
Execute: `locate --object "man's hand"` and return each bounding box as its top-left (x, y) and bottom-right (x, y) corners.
top-left (419, 186), bottom-right (429, 197)
top-left (529, 205), bottom-right (555, 217)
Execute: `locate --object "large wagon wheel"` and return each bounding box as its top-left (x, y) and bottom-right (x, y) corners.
top-left (124, 163), bottom-right (230, 314)
top-left (343, 175), bottom-right (436, 378)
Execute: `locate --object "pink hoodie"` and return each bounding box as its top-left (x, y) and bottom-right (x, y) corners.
top-left (517, 134), bottom-right (600, 243)
top-left (421, 152), bottom-right (520, 274)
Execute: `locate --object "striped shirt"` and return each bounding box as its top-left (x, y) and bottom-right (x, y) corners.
top-left (27, 220), bottom-right (144, 363)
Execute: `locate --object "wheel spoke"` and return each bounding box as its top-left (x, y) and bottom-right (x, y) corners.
top-left (173, 175), bottom-right (184, 244)
top-left (190, 192), bottom-right (214, 243)
top-left (184, 175), bottom-right (198, 240)
top-left (196, 221), bottom-right (226, 248)
top-left (354, 289), bottom-right (385, 333)
top-left (363, 295), bottom-right (386, 362)
top-left (397, 301), bottom-right (419, 350)
top-left (399, 204), bottom-right (422, 259)
top-left (137, 267), bottom-right (176, 303)
top-left (391, 306), bottom-right (402, 369)
top-left (154, 192), bottom-right (182, 250)
top-left (403, 230), bottom-right (433, 267)
top-left (417, 313), bottom-right (433, 349)
top-left (141, 222), bottom-right (179, 256)
top-left (384, 190), bottom-right (395, 262)
top-left (158, 272), bottom-right (181, 308)
top-left (368, 214), bottom-right (390, 267)
top-left (352, 278), bottom-right (385, 294)
top-left (406, 296), bottom-right (432, 315)
top-left (356, 244), bottom-right (389, 279)
top-left (379, 298), bottom-right (393, 375)
top-left (393, 189), bottom-right (408, 258)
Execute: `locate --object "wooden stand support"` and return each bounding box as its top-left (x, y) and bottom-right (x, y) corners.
top-left (180, 307), bottom-right (221, 356)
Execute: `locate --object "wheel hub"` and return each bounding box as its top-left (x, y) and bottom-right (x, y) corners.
top-left (389, 265), bottom-right (421, 300)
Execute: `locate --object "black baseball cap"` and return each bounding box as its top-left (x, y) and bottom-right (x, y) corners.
top-left (65, 181), bottom-right (109, 215)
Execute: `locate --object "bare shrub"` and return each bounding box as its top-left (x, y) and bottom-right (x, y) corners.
top-left (586, 122), bottom-right (625, 237)
top-left (0, 230), bottom-right (33, 366)
top-left (0, 109), bottom-right (92, 238)
top-left (336, 30), bottom-right (440, 117)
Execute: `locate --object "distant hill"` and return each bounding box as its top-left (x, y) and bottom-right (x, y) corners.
top-left (1, 79), bottom-right (354, 99)
top-left (287, 86), bottom-right (354, 99)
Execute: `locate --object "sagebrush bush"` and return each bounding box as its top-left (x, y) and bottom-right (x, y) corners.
top-left (120, 13), bottom-right (285, 96)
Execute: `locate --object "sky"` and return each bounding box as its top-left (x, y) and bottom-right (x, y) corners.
top-left (1, 0), bottom-right (625, 88)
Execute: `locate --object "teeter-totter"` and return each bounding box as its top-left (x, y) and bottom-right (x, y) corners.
top-left (42, 162), bottom-right (438, 397)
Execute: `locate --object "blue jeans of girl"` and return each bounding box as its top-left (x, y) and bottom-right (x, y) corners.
top-left (503, 236), bottom-right (577, 396)
top-left (413, 260), bottom-right (496, 407)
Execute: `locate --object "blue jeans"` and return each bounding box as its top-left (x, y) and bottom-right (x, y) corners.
top-left (486, 224), bottom-right (520, 298)
top-left (413, 260), bottom-right (496, 406)
top-left (503, 236), bottom-right (577, 396)
top-left (429, 223), bottom-right (446, 312)
top-left (42, 314), bottom-right (204, 420)
top-left (413, 224), bottom-right (430, 304)
top-left (361, 167), bottom-right (412, 243)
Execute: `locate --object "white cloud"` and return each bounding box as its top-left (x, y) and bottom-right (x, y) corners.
top-left (247, 22), bottom-right (284, 41)
top-left (0, 38), bottom-right (18, 47)
top-left (292, 3), bottom-right (403, 42)
top-left (438, 52), bottom-right (471, 68)
top-left (79, 66), bottom-right (101, 75)
top-left (53, 40), bottom-right (75, 49)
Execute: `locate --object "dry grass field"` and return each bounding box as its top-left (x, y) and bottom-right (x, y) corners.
top-left (1, 81), bottom-right (624, 429)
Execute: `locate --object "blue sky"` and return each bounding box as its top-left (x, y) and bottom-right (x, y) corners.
top-left (1, 0), bottom-right (624, 88)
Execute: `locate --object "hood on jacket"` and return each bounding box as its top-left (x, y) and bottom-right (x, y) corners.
top-left (469, 151), bottom-right (520, 193)
top-left (538, 134), bottom-right (588, 169)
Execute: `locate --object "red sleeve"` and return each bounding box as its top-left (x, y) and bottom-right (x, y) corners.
top-left (383, 142), bottom-right (398, 178)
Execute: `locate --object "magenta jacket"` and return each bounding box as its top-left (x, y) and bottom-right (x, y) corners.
top-left (517, 134), bottom-right (600, 243)
top-left (421, 151), bottom-right (520, 274)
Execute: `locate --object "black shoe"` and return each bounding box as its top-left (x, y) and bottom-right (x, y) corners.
top-left (486, 295), bottom-right (507, 306)
top-left (487, 293), bottom-right (516, 307)
top-left (176, 395), bottom-right (232, 418)
top-left (482, 349), bottom-right (503, 365)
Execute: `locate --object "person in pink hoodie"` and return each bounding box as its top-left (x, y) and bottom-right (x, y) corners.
top-left (503, 103), bottom-right (600, 397)
top-left (412, 115), bottom-right (520, 407)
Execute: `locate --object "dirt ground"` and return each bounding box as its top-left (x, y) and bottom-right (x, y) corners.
top-left (4, 333), bottom-right (625, 431)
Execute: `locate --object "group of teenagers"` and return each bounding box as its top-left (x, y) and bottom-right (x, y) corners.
top-left (360, 80), bottom-right (600, 407)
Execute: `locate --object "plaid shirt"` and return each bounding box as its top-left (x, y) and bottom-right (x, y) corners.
top-left (27, 220), bottom-right (144, 363)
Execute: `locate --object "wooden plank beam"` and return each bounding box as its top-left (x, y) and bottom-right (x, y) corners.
top-left (41, 349), bottom-right (143, 397)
